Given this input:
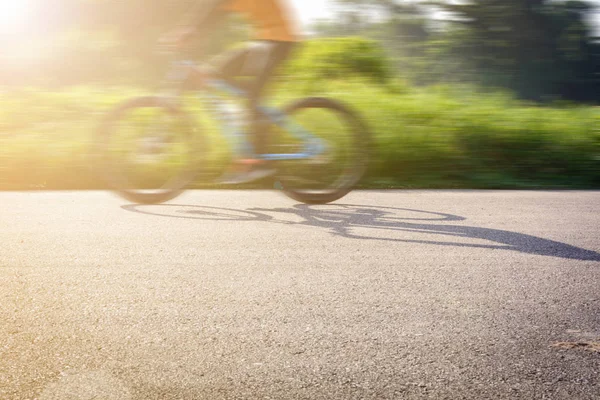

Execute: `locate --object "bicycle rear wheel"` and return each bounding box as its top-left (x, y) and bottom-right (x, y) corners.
top-left (96, 96), bottom-right (204, 204)
top-left (275, 97), bottom-right (369, 204)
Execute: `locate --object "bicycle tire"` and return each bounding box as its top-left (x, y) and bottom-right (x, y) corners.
top-left (276, 97), bottom-right (369, 204)
top-left (96, 96), bottom-right (203, 204)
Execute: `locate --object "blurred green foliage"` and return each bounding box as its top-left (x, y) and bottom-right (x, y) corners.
top-left (284, 37), bottom-right (390, 84)
top-left (322, 0), bottom-right (600, 103)
top-left (3, 0), bottom-right (599, 101)
top-left (0, 1), bottom-right (599, 190)
top-left (1, 78), bottom-right (598, 190)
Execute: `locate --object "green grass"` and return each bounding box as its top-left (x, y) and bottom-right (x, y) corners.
top-left (280, 80), bottom-right (599, 189)
top-left (0, 81), bottom-right (598, 190)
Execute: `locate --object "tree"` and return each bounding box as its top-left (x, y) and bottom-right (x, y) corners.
top-left (429, 0), bottom-right (600, 101)
top-left (308, 1), bottom-right (432, 80)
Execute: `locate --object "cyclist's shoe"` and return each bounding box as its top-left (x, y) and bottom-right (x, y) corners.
top-left (218, 159), bottom-right (276, 185)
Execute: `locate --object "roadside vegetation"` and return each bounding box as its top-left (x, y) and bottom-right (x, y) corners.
top-left (1, 39), bottom-right (598, 190)
top-left (2, 0), bottom-right (600, 190)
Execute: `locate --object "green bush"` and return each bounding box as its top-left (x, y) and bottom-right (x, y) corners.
top-left (0, 80), bottom-right (598, 190)
top-left (284, 37), bottom-right (391, 85)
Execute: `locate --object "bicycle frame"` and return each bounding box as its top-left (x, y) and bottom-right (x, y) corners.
top-left (168, 59), bottom-right (325, 161)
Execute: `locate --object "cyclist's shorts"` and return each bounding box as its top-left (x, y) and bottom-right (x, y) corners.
top-left (222, 0), bottom-right (299, 42)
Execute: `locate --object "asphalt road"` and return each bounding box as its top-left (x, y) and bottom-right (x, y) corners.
top-left (1, 190), bottom-right (599, 400)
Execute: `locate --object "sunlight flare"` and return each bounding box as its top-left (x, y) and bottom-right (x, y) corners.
top-left (0, 0), bottom-right (32, 33)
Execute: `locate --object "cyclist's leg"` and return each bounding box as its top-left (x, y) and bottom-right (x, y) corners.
top-left (247, 41), bottom-right (295, 155)
top-left (182, 45), bottom-right (252, 92)
top-left (211, 41), bottom-right (294, 153)
top-left (211, 44), bottom-right (282, 183)
top-left (213, 46), bottom-right (252, 91)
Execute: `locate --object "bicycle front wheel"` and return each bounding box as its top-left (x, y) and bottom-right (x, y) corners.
top-left (96, 96), bottom-right (204, 204)
top-left (275, 97), bottom-right (369, 204)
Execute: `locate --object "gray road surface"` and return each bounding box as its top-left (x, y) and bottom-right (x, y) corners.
top-left (1, 190), bottom-right (599, 399)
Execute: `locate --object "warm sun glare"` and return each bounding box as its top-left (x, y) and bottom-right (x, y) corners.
top-left (0, 0), bottom-right (31, 33)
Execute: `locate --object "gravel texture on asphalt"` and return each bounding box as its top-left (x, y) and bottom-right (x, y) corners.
top-left (1, 190), bottom-right (599, 399)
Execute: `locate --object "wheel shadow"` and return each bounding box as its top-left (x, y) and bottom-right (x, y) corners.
top-left (122, 203), bottom-right (600, 261)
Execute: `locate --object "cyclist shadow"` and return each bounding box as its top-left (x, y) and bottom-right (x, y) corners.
top-left (123, 203), bottom-right (600, 261)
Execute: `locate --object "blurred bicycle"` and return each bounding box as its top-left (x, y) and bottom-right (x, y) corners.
top-left (95, 47), bottom-right (369, 204)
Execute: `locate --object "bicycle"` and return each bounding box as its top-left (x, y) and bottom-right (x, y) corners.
top-left (95, 50), bottom-right (369, 205)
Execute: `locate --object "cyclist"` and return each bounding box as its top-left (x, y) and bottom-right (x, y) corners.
top-left (161, 0), bottom-right (300, 184)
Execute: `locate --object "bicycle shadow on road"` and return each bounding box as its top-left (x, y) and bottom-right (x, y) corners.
top-left (122, 203), bottom-right (600, 261)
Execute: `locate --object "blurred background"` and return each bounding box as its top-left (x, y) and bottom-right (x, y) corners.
top-left (0, 0), bottom-right (599, 190)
